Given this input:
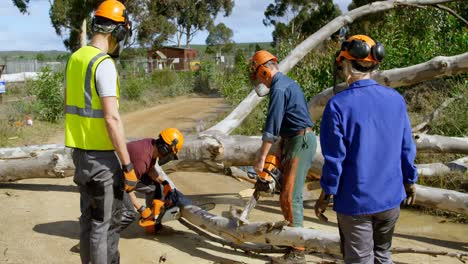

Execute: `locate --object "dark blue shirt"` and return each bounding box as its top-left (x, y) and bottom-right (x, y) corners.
top-left (320, 79), bottom-right (418, 215)
top-left (262, 72), bottom-right (314, 142)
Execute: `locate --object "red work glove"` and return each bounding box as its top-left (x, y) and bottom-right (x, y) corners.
top-left (123, 163), bottom-right (138, 193)
top-left (314, 190), bottom-right (331, 222)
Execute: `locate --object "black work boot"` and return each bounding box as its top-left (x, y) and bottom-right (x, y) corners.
top-left (270, 248), bottom-right (306, 264)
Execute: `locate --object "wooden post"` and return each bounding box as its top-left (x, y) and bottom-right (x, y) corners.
top-left (0, 65), bottom-right (5, 104)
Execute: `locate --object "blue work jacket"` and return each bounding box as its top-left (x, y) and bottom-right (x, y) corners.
top-left (320, 79), bottom-right (418, 215)
top-left (262, 72), bottom-right (314, 142)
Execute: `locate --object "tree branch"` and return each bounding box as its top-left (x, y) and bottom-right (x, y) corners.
top-left (417, 156), bottom-right (468, 177)
top-left (413, 94), bottom-right (463, 133)
top-left (392, 248), bottom-right (467, 262)
top-left (434, 4), bottom-right (468, 26)
top-left (309, 52), bottom-right (468, 122)
top-left (414, 134), bottom-right (468, 154)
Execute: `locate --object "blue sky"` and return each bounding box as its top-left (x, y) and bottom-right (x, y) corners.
top-left (0, 0), bottom-right (351, 51)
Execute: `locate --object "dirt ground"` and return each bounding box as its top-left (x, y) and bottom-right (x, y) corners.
top-left (0, 95), bottom-right (467, 264)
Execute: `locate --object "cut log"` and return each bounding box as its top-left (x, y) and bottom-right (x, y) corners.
top-left (0, 144), bottom-right (73, 182)
top-left (417, 156), bottom-right (468, 177)
top-left (309, 52), bottom-right (468, 122)
top-left (180, 204), bottom-right (341, 254)
top-left (414, 134), bottom-right (468, 154)
top-left (415, 184), bottom-right (468, 215)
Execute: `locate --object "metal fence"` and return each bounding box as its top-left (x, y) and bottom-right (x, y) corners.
top-left (1, 55), bottom-right (235, 76)
top-left (1, 60), bottom-right (66, 74)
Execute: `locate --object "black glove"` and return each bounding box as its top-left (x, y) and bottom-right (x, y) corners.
top-left (404, 183), bottom-right (416, 206)
top-left (314, 190), bottom-right (331, 222)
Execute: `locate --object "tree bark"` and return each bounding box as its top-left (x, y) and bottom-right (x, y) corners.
top-left (180, 204), bottom-right (342, 254)
top-left (204, 0), bottom-right (461, 135)
top-left (415, 184), bottom-right (468, 215)
top-left (80, 18), bottom-right (87, 48)
top-left (417, 156), bottom-right (468, 177)
top-left (0, 144), bottom-right (73, 182)
top-left (414, 134), bottom-right (468, 154)
top-left (309, 52), bottom-right (468, 122)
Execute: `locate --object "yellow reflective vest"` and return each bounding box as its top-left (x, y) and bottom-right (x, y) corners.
top-left (65, 46), bottom-right (120, 150)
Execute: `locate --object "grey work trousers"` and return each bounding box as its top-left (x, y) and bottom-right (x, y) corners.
top-left (337, 206), bottom-right (400, 264)
top-left (72, 149), bottom-right (124, 264)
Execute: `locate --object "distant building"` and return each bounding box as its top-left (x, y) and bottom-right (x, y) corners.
top-left (147, 47), bottom-right (198, 71)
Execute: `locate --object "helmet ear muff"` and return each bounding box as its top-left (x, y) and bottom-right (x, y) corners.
top-left (371, 42), bottom-right (385, 62)
top-left (346, 40), bottom-right (371, 59)
top-left (156, 137), bottom-right (179, 157)
top-left (156, 138), bottom-right (171, 156)
top-left (111, 24), bottom-right (128, 42)
top-left (111, 9), bottom-right (130, 42)
top-left (341, 37), bottom-right (385, 63)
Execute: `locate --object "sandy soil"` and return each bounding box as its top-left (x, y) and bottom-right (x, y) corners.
top-left (0, 96), bottom-right (467, 263)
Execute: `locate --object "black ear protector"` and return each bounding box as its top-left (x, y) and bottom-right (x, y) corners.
top-left (111, 9), bottom-right (131, 42)
top-left (341, 38), bottom-right (385, 62)
top-left (155, 137), bottom-right (179, 157)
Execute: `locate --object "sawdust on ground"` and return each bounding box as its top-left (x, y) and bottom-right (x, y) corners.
top-left (0, 95), bottom-right (467, 264)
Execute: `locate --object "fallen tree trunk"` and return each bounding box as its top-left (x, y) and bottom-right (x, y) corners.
top-left (181, 204), bottom-right (342, 254)
top-left (415, 184), bottom-right (468, 215)
top-left (0, 144), bottom-right (73, 182)
top-left (2, 140), bottom-right (467, 215)
top-left (309, 52), bottom-right (468, 122)
top-left (204, 0), bottom-right (463, 135)
top-left (417, 156), bottom-right (468, 177)
top-left (414, 134), bottom-right (468, 154)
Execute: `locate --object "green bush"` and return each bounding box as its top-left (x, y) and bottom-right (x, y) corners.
top-left (151, 70), bottom-right (179, 87)
top-left (27, 66), bottom-right (64, 123)
top-left (121, 75), bottom-right (150, 100)
top-left (428, 80), bottom-right (468, 137)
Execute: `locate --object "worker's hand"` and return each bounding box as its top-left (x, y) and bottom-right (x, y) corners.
top-left (161, 180), bottom-right (173, 197)
top-left (404, 183), bottom-right (416, 206)
top-left (314, 190), bottom-right (331, 222)
top-left (123, 163), bottom-right (138, 193)
top-left (138, 205), bottom-right (152, 220)
top-left (253, 156), bottom-right (265, 174)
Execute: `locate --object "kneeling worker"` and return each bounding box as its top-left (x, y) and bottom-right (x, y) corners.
top-left (121, 127), bottom-right (184, 233)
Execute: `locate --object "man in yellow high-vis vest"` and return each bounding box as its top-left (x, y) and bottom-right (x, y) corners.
top-left (64, 1), bottom-right (138, 263)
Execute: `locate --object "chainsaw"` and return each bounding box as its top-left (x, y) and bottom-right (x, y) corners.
top-left (138, 189), bottom-right (217, 234)
top-left (138, 190), bottom-right (181, 234)
top-left (238, 154), bottom-right (283, 223)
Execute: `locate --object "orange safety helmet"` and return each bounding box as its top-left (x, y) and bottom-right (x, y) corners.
top-left (95, 0), bottom-right (127, 23)
top-left (250, 50), bottom-right (278, 85)
top-left (336, 35), bottom-right (385, 64)
top-left (159, 128), bottom-right (184, 156)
